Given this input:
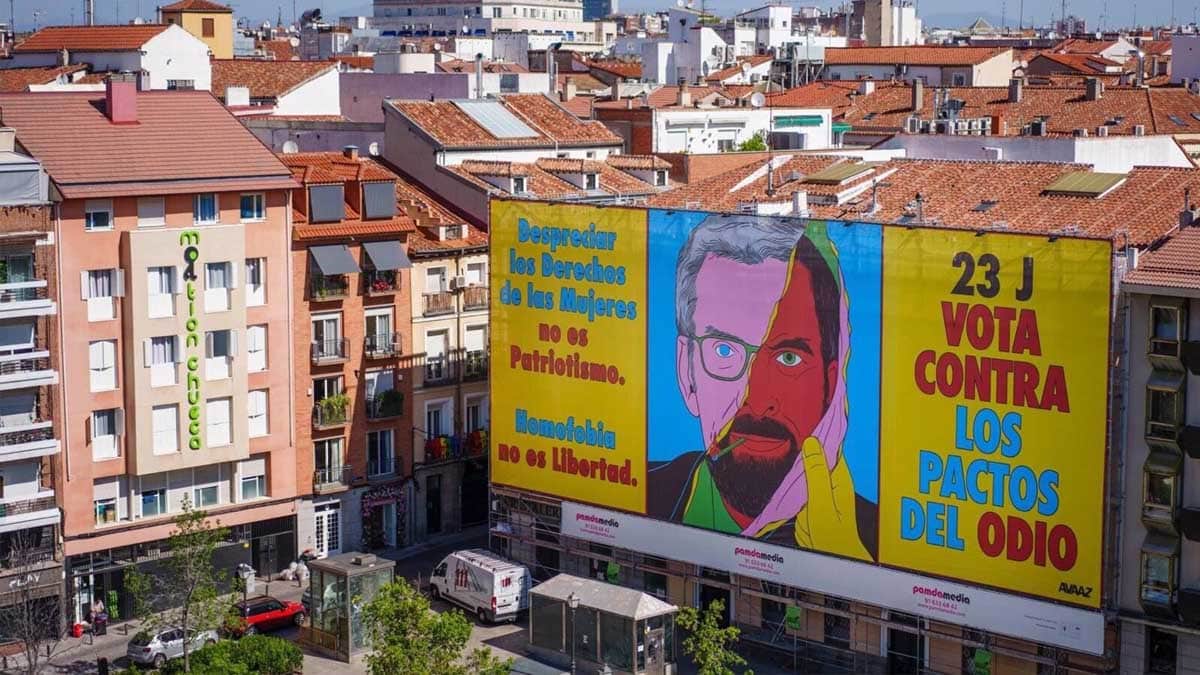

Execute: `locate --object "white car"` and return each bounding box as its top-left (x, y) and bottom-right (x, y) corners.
top-left (126, 627), bottom-right (218, 668)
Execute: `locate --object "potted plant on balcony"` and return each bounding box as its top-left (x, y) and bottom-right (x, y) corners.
top-left (370, 274), bottom-right (394, 294)
top-left (318, 393), bottom-right (350, 425)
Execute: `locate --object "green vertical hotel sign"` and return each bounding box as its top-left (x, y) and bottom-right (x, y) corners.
top-left (180, 230), bottom-right (202, 450)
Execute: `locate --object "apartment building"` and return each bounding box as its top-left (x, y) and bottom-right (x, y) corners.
top-left (0, 77), bottom-right (299, 623)
top-left (282, 149), bottom-right (417, 558)
top-left (0, 134), bottom-right (64, 627)
top-left (160, 0), bottom-right (235, 60)
top-left (403, 185), bottom-right (491, 543)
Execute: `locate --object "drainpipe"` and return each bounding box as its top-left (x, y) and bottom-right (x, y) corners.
top-left (52, 201), bottom-right (69, 485)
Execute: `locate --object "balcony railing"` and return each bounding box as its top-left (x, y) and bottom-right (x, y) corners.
top-left (462, 285), bottom-right (489, 310)
top-left (313, 465), bottom-right (350, 493)
top-left (363, 270), bottom-right (399, 295)
top-left (312, 400), bottom-right (349, 429)
top-left (364, 333), bottom-right (402, 359)
top-left (309, 274), bottom-right (349, 300)
top-left (0, 280), bottom-right (49, 305)
top-left (423, 357), bottom-right (456, 386)
top-left (421, 428), bottom-right (488, 465)
top-left (0, 495), bottom-right (56, 519)
top-left (423, 291), bottom-right (455, 317)
top-left (462, 350), bottom-right (488, 380)
top-left (0, 351), bottom-right (56, 391)
top-left (0, 419), bottom-right (56, 455)
top-left (311, 338), bottom-right (350, 365)
top-left (366, 391), bottom-right (404, 420)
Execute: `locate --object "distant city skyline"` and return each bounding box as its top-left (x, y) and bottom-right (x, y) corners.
top-left (8, 0), bottom-right (1191, 32)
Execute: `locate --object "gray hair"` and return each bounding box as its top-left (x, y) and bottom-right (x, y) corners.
top-left (675, 214), bottom-right (810, 337)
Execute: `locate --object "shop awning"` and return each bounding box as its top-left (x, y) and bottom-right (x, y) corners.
top-left (363, 240), bottom-right (412, 271)
top-left (832, 122), bottom-right (853, 133)
top-left (310, 244), bottom-right (360, 275)
top-left (775, 114), bottom-right (825, 128)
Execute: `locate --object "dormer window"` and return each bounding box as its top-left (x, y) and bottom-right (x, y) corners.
top-left (511, 177), bottom-right (527, 194)
top-left (584, 173), bottom-right (599, 190)
top-left (440, 225), bottom-right (464, 241)
top-left (655, 170), bottom-right (668, 187)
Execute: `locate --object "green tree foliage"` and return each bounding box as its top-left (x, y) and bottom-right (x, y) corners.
top-left (676, 599), bottom-right (752, 675)
top-left (163, 635), bottom-right (302, 675)
top-left (361, 577), bottom-right (512, 675)
top-left (735, 132), bottom-right (768, 152)
top-left (126, 496), bottom-right (236, 672)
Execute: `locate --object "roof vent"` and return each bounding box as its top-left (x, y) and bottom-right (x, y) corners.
top-left (343, 145), bottom-right (359, 159)
top-left (352, 554), bottom-right (378, 566)
top-left (1134, 124), bottom-right (1146, 136)
top-left (1096, 125), bottom-right (1109, 137)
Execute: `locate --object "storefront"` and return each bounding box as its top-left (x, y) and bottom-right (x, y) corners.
top-left (360, 480), bottom-right (410, 550)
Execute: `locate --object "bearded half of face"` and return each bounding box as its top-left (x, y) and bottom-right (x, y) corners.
top-left (708, 234), bottom-right (843, 520)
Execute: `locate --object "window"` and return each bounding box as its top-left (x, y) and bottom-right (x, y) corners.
top-left (166, 79), bottom-right (194, 90)
top-left (365, 308), bottom-right (394, 356)
top-left (245, 258), bottom-right (265, 306)
top-left (1145, 470), bottom-right (1177, 518)
top-left (241, 474), bottom-right (265, 500)
top-left (1147, 385), bottom-right (1183, 439)
top-left (368, 429), bottom-right (394, 476)
top-left (1151, 304), bottom-right (1184, 357)
top-left (824, 597), bottom-right (851, 649)
top-left (84, 199), bottom-right (113, 231)
top-left (1142, 551), bottom-right (1177, 606)
top-left (193, 193), bottom-right (218, 224)
top-left (493, 7), bottom-right (501, 16)
top-left (146, 335), bottom-right (180, 386)
top-left (952, 73), bottom-right (967, 86)
top-left (82, 268), bottom-right (122, 321)
top-left (425, 330), bottom-right (448, 381)
top-left (512, 176), bottom-right (527, 194)
top-left (248, 389), bottom-right (269, 438)
top-left (152, 405), bottom-right (179, 455)
top-left (584, 173), bottom-right (599, 190)
top-left (140, 488), bottom-right (167, 518)
top-left (362, 182), bottom-right (396, 219)
top-left (91, 408), bottom-right (122, 460)
top-left (240, 193), bottom-right (265, 222)
top-left (1148, 627), bottom-right (1178, 674)
top-left (247, 324), bottom-right (267, 372)
top-left (464, 262), bottom-right (485, 286)
top-left (206, 397), bottom-right (232, 447)
top-left (193, 484), bottom-right (219, 508)
top-left (137, 197), bottom-right (165, 227)
top-left (466, 396), bottom-right (487, 431)
top-left (204, 261), bottom-right (235, 312)
top-left (311, 314), bottom-right (343, 360)
top-left (426, 400), bottom-right (448, 436)
top-left (88, 339), bottom-right (117, 391)
top-left (425, 267), bottom-right (446, 294)
top-left (94, 498), bottom-right (117, 525)
top-left (202, 16), bottom-right (216, 36)
top-left (205, 329), bottom-right (235, 380)
top-left (147, 266), bottom-right (177, 318)
top-left (655, 170), bottom-right (668, 187)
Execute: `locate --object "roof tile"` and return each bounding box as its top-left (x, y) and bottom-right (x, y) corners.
top-left (211, 59), bottom-right (335, 101)
top-left (823, 46), bottom-right (1011, 66)
top-left (14, 24), bottom-right (169, 52)
top-left (388, 94), bottom-right (621, 149)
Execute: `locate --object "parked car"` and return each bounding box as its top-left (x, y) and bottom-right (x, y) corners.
top-left (230, 595), bottom-right (306, 636)
top-left (429, 549), bottom-right (530, 623)
top-left (127, 627), bottom-right (218, 668)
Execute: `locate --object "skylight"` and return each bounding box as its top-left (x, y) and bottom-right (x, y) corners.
top-left (1168, 114), bottom-right (1188, 127)
top-left (971, 200), bottom-right (998, 212)
top-left (452, 100), bottom-right (538, 139)
top-left (1043, 171), bottom-right (1127, 198)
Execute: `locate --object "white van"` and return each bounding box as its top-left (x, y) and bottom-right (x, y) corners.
top-left (429, 549), bottom-right (530, 623)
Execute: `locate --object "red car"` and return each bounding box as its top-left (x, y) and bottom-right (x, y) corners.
top-left (230, 596), bottom-right (306, 636)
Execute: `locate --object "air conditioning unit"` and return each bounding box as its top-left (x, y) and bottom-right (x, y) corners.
top-left (1030, 120), bottom-right (1046, 136)
top-left (935, 120), bottom-right (950, 134)
top-left (905, 115), bottom-right (920, 134)
top-left (1096, 125), bottom-right (1109, 137)
top-left (450, 275), bottom-right (467, 290)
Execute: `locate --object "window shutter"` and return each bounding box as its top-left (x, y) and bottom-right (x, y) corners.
top-left (85, 413), bottom-right (92, 443)
top-left (229, 262), bottom-right (239, 289)
top-left (205, 331), bottom-right (214, 358)
top-left (114, 269), bottom-right (126, 297)
top-left (143, 338), bottom-right (152, 367)
top-left (115, 409), bottom-right (125, 436)
top-left (80, 271), bottom-right (90, 300)
top-left (173, 336), bottom-right (184, 363)
top-left (229, 329), bottom-right (238, 356)
top-left (173, 266), bottom-right (183, 294)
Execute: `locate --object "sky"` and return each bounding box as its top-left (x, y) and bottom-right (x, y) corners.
top-left (13, 0), bottom-right (1189, 33)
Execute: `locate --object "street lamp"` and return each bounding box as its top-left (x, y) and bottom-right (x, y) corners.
top-left (567, 592), bottom-right (580, 674)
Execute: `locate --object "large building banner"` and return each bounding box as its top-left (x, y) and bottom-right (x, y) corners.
top-left (490, 201), bottom-right (1112, 648)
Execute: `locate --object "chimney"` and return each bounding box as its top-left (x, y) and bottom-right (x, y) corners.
top-left (343, 145), bottom-right (359, 159)
top-left (105, 73), bottom-right (138, 125)
top-left (1134, 124), bottom-right (1146, 136)
top-left (1151, 54), bottom-right (1161, 76)
top-left (625, 97), bottom-right (633, 110)
top-left (676, 79), bottom-right (691, 107)
top-left (1084, 77), bottom-right (1103, 101)
top-left (1008, 77), bottom-right (1023, 103)
top-left (474, 53), bottom-right (484, 98)
top-left (563, 77), bottom-right (577, 102)
top-left (0, 128), bottom-right (15, 153)
top-left (546, 45), bottom-right (558, 96)
top-left (858, 79), bottom-right (875, 96)
top-left (1136, 52), bottom-right (1146, 87)
top-left (59, 48), bottom-right (69, 67)
top-left (225, 86), bottom-right (250, 107)
top-left (911, 79), bottom-right (923, 111)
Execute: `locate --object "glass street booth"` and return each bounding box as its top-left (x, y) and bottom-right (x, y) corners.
top-left (300, 552), bottom-right (395, 662)
top-left (529, 574), bottom-right (678, 675)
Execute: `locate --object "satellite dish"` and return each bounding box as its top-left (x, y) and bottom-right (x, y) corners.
top-left (676, 0), bottom-right (684, 6)
top-left (740, 61), bottom-right (752, 75)
top-left (749, 91), bottom-right (766, 108)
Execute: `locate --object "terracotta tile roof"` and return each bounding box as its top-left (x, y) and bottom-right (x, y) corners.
top-left (1141, 40), bottom-right (1173, 56)
top-left (280, 151), bottom-right (397, 184)
top-left (332, 55), bottom-right (373, 70)
top-left (459, 160), bottom-right (530, 177)
top-left (407, 220), bottom-right (489, 254)
top-left (587, 59), bottom-right (642, 79)
top-left (1053, 38), bottom-right (1119, 55)
top-left (283, 152), bottom-right (417, 237)
top-left (160, 0), bottom-right (232, 12)
top-left (823, 46), bottom-right (1011, 67)
top-left (1124, 227), bottom-right (1200, 289)
top-left (1027, 73), bottom-right (1125, 87)
top-left (706, 55), bottom-right (773, 82)
top-left (1030, 52), bottom-right (1124, 75)
top-left (592, 84), bottom-right (734, 110)
top-left (535, 157), bottom-right (607, 173)
top-left (211, 59), bottom-right (335, 101)
top-left (14, 24), bottom-right (169, 53)
top-left (388, 94), bottom-right (622, 149)
top-left (766, 80), bottom-right (861, 115)
top-left (451, 158), bottom-right (657, 200)
top-left (559, 94), bottom-right (594, 118)
top-left (652, 155), bottom-right (1200, 246)
top-left (558, 73), bottom-right (608, 93)
top-left (437, 59), bottom-right (527, 73)
top-left (0, 90), bottom-right (294, 197)
top-left (605, 154), bottom-right (670, 170)
top-left (774, 82), bottom-right (1200, 136)
top-left (75, 71), bottom-right (111, 84)
top-left (0, 64), bottom-right (86, 91)
top-left (256, 39), bottom-right (296, 61)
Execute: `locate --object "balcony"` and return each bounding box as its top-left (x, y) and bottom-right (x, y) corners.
top-left (313, 466), bottom-right (350, 494)
top-left (364, 333), bottom-right (402, 360)
top-left (423, 357), bottom-right (456, 386)
top-left (421, 428), bottom-right (487, 465)
top-left (423, 291), bottom-right (455, 317)
top-left (363, 270), bottom-right (400, 296)
top-left (311, 338), bottom-right (350, 366)
top-left (312, 397), bottom-right (349, 430)
top-left (0, 493), bottom-right (59, 532)
top-left (366, 390), bottom-right (404, 420)
top-left (0, 419), bottom-right (58, 461)
top-left (462, 285), bottom-right (489, 310)
top-left (0, 280), bottom-right (54, 320)
top-left (462, 350), bottom-right (489, 381)
top-left (0, 352), bottom-right (56, 392)
top-left (309, 274), bottom-right (349, 301)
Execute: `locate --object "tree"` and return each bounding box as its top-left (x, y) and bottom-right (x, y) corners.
top-left (676, 599), bottom-right (751, 675)
top-left (127, 496), bottom-right (234, 673)
top-left (0, 529), bottom-right (66, 674)
top-left (736, 132), bottom-right (768, 152)
top-left (361, 578), bottom-right (512, 675)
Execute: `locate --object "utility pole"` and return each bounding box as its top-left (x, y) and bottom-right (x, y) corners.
top-left (1018, 0), bottom-right (1023, 30)
top-left (85, 0), bottom-right (93, 26)
top-left (1059, 0), bottom-right (1066, 33)
top-left (8, 0), bottom-right (12, 35)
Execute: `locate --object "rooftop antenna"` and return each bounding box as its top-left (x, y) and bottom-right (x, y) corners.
top-left (31, 8), bottom-right (41, 30)
top-left (1018, 0), bottom-right (1023, 30)
top-left (8, 0), bottom-right (13, 35)
top-left (85, 0), bottom-right (93, 25)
